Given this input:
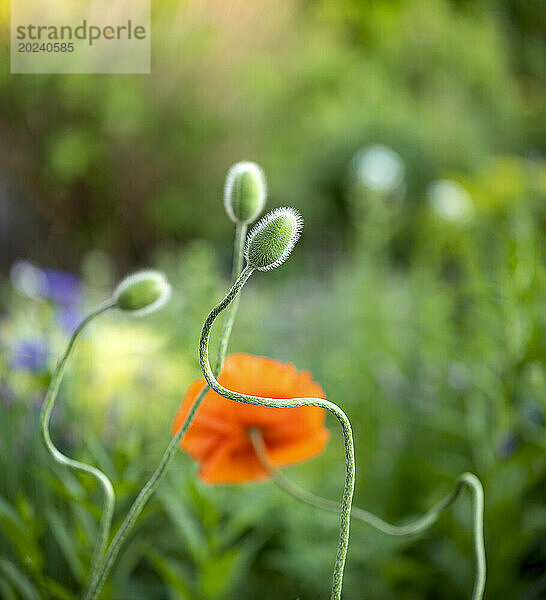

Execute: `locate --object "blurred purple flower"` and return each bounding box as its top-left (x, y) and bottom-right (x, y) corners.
top-left (58, 306), bottom-right (84, 332)
top-left (497, 431), bottom-right (520, 459)
top-left (32, 392), bottom-right (45, 410)
top-left (10, 339), bottom-right (49, 372)
top-left (40, 269), bottom-right (84, 332)
top-left (42, 269), bottom-right (83, 308)
top-left (1, 382), bottom-right (15, 407)
top-left (523, 402), bottom-right (544, 428)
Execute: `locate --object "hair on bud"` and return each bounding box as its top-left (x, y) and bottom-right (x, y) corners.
top-left (114, 270), bottom-right (171, 317)
top-left (245, 207), bottom-right (303, 271)
top-left (224, 161), bottom-right (267, 224)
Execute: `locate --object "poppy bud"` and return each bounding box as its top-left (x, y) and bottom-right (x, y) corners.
top-left (224, 161), bottom-right (267, 224)
top-left (114, 270), bottom-right (171, 316)
top-left (245, 207), bottom-right (303, 271)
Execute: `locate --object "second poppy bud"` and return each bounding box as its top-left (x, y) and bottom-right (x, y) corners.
top-left (224, 161), bottom-right (267, 224)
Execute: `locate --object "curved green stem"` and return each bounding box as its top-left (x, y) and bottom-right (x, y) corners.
top-left (466, 473), bottom-right (486, 600)
top-left (40, 301), bottom-right (116, 592)
top-left (250, 430), bottom-right (485, 600)
top-left (85, 223), bottom-right (248, 600)
top-left (198, 266), bottom-right (355, 600)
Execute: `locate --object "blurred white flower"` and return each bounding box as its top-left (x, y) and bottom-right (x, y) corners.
top-left (10, 260), bottom-right (47, 299)
top-left (427, 179), bottom-right (474, 223)
top-left (353, 144), bottom-right (405, 194)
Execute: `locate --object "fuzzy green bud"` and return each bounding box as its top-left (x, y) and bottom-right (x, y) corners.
top-left (114, 270), bottom-right (171, 316)
top-left (245, 207), bottom-right (303, 271)
top-left (224, 161), bottom-right (267, 224)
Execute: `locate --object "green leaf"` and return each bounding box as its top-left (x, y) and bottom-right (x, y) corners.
top-left (0, 559), bottom-right (41, 600)
top-left (83, 432), bottom-right (118, 479)
top-left (199, 549), bottom-right (241, 598)
top-left (0, 496), bottom-right (44, 575)
top-left (187, 481), bottom-right (219, 530)
top-left (145, 547), bottom-right (197, 600)
top-left (157, 487), bottom-right (205, 563)
top-left (0, 578), bottom-right (17, 600)
top-left (37, 471), bottom-right (86, 503)
top-left (42, 576), bottom-right (78, 600)
top-left (45, 509), bottom-right (85, 583)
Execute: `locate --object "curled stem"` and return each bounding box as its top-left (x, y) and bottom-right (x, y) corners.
top-left (250, 429), bottom-right (485, 600)
top-left (85, 223), bottom-right (248, 600)
top-left (40, 301), bottom-right (116, 593)
top-left (198, 266), bottom-right (355, 600)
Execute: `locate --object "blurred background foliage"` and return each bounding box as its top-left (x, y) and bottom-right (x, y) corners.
top-left (0, 0), bottom-right (545, 599)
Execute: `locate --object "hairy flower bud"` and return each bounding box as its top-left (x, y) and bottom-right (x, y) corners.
top-left (245, 207), bottom-right (303, 271)
top-left (224, 161), bottom-right (267, 224)
top-left (114, 270), bottom-right (171, 316)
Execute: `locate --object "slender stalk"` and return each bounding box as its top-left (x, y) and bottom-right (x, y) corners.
top-left (215, 222), bottom-right (247, 373)
top-left (40, 301), bottom-right (116, 592)
top-left (197, 267), bottom-right (355, 600)
top-left (85, 224), bottom-right (248, 600)
top-left (250, 429), bottom-right (485, 599)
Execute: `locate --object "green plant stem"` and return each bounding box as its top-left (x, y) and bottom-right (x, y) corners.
top-left (198, 266), bottom-right (355, 600)
top-left (85, 223), bottom-right (247, 600)
top-left (249, 429), bottom-right (485, 600)
top-left (215, 222), bottom-right (247, 372)
top-left (40, 301), bottom-right (116, 593)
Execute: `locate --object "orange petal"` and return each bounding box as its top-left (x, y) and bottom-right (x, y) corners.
top-left (198, 436), bottom-right (268, 484)
top-left (172, 354), bottom-right (331, 484)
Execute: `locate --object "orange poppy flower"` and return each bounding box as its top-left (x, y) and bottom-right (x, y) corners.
top-left (172, 353), bottom-right (330, 484)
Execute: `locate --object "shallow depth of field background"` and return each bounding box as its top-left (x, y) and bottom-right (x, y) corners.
top-left (0, 1), bottom-right (545, 599)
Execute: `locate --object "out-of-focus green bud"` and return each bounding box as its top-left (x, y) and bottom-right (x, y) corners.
top-left (224, 161), bottom-right (267, 224)
top-left (114, 270), bottom-right (171, 316)
top-left (245, 207), bottom-right (303, 271)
